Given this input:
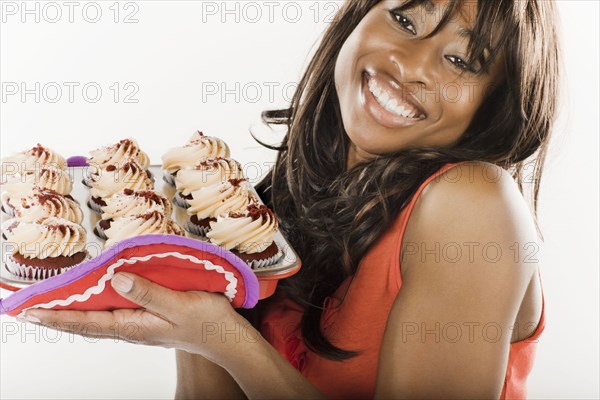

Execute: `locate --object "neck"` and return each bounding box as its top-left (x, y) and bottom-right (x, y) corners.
top-left (346, 144), bottom-right (378, 169)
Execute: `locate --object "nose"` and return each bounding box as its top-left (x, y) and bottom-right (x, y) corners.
top-left (389, 39), bottom-right (437, 91)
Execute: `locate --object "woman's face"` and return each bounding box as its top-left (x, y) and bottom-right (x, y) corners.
top-left (334, 0), bottom-right (504, 164)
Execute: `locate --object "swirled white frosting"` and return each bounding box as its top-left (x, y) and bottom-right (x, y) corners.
top-left (1, 218), bottom-right (21, 239)
top-left (1, 144), bottom-right (67, 175)
top-left (186, 179), bottom-right (256, 220)
top-left (206, 204), bottom-right (278, 254)
top-left (90, 160), bottom-right (154, 199)
top-left (161, 131), bottom-right (230, 173)
top-left (104, 211), bottom-right (184, 247)
top-left (1, 167), bottom-right (73, 207)
top-left (101, 189), bottom-right (172, 220)
top-left (12, 186), bottom-right (83, 224)
top-left (8, 217), bottom-right (87, 259)
top-left (88, 138), bottom-right (150, 170)
top-left (175, 157), bottom-right (244, 196)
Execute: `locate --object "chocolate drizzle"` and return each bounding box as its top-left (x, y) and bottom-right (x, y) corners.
top-left (40, 166), bottom-right (60, 177)
top-left (123, 161), bottom-right (139, 173)
top-left (228, 178), bottom-right (246, 187)
top-left (120, 189), bottom-right (167, 206)
top-left (117, 139), bottom-right (134, 148)
top-left (43, 221), bottom-right (80, 236)
top-left (196, 157), bottom-right (224, 169)
top-left (30, 143), bottom-right (49, 157)
top-left (139, 210), bottom-right (164, 221)
top-left (133, 190), bottom-right (165, 204)
top-left (246, 203), bottom-right (271, 221)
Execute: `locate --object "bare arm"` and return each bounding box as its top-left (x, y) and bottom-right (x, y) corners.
top-left (375, 162), bottom-right (541, 398)
top-left (218, 328), bottom-right (327, 400)
top-left (27, 161), bottom-right (541, 398)
top-left (175, 350), bottom-right (246, 400)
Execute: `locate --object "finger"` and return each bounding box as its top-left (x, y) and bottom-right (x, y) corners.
top-left (22, 308), bottom-right (173, 344)
top-left (110, 272), bottom-right (183, 320)
top-left (20, 309), bottom-right (122, 339)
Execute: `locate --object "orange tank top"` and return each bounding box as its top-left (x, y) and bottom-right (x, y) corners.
top-left (260, 162), bottom-right (546, 399)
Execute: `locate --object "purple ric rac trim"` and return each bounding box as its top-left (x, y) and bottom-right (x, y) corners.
top-left (0, 235), bottom-right (259, 314)
top-left (67, 156), bottom-right (89, 167)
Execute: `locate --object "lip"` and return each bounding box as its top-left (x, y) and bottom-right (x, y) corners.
top-left (360, 71), bottom-right (427, 129)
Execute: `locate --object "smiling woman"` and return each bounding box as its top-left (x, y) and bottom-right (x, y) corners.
top-left (336, 0), bottom-right (507, 159)
top-left (19, 0), bottom-right (561, 399)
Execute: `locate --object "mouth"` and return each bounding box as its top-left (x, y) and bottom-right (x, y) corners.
top-left (361, 71), bottom-right (427, 128)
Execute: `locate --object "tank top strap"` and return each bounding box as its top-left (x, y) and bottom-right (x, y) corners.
top-left (367, 161), bottom-right (469, 290)
top-left (396, 161), bottom-right (468, 233)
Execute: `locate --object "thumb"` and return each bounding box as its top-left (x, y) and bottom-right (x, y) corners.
top-left (111, 272), bottom-right (180, 318)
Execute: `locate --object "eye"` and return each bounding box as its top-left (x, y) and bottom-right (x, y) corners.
top-left (445, 55), bottom-right (476, 73)
top-left (389, 9), bottom-right (417, 35)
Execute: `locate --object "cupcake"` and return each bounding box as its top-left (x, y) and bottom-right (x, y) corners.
top-left (95, 189), bottom-right (172, 239)
top-left (88, 159), bottom-right (154, 213)
top-left (1, 166), bottom-right (73, 216)
top-left (10, 186), bottom-right (83, 224)
top-left (173, 157), bottom-right (244, 208)
top-left (1, 143), bottom-right (67, 176)
top-left (185, 178), bottom-right (258, 236)
top-left (104, 210), bottom-right (184, 248)
top-left (84, 138), bottom-right (151, 187)
top-left (206, 203), bottom-right (282, 269)
top-left (4, 217), bottom-right (88, 280)
top-left (161, 131), bottom-right (230, 186)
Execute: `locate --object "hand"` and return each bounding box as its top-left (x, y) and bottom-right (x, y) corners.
top-left (21, 272), bottom-right (257, 365)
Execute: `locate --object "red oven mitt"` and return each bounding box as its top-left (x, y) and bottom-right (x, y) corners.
top-left (0, 235), bottom-right (259, 318)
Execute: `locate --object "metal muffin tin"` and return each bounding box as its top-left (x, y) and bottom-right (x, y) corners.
top-left (1, 164), bottom-right (301, 297)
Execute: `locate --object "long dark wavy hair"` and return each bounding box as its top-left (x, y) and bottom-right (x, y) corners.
top-left (241, 0), bottom-right (561, 360)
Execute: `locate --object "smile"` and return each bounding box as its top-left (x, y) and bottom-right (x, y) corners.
top-left (361, 71), bottom-right (426, 128)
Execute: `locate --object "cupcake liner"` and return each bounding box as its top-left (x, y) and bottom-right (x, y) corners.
top-left (1, 199), bottom-right (15, 217)
top-left (94, 220), bottom-right (108, 240)
top-left (246, 245), bottom-right (284, 270)
top-left (87, 197), bottom-right (104, 213)
top-left (5, 251), bottom-right (90, 281)
top-left (81, 176), bottom-right (94, 188)
top-left (173, 191), bottom-right (191, 209)
top-left (162, 172), bottom-right (176, 187)
top-left (184, 219), bottom-right (210, 237)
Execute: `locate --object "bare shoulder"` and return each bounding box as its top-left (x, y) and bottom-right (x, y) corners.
top-left (399, 160), bottom-right (541, 321)
top-left (402, 161), bottom-right (541, 277)
top-left (423, 161), bottom-right (537, 228)
top-left (378, 162), bottom-right (543, 397)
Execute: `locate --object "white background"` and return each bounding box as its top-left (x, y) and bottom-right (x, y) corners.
top-left (1, 1), bottom-right (598, 398)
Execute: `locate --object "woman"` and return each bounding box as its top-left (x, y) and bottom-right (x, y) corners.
top-left (22, 0), bottom-right (560, 398)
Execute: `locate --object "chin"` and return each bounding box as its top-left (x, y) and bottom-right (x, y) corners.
top-left (345, 124), bottom-right (408, 157)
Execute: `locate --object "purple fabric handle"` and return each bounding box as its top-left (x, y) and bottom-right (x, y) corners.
top-left (0, 234), bottom-right (260, 314)
top-left (67, 156), bottom-right (89, 167)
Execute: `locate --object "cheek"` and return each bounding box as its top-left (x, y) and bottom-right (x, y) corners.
top-left (334, 12), bottom-right (380, 101)
top-left (441, 85), bottom-right (488, 131)
top-left (334, 33), bottom-right (360, 98)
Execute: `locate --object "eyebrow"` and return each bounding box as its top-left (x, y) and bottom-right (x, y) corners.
top-left (402, 0), bottom-right (435, 13)
top-left (457, 27), bottom-right (475, 40)
top-left (422, 0), bottom-right (435, 12)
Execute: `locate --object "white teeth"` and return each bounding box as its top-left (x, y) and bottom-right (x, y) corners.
top-left (379, 91), bottom-right (390, 104)
top-left (367, 77), bottom-right (421, 119)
